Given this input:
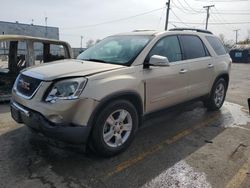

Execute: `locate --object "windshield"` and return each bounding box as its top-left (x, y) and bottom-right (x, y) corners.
top-left (77, 35), bottom-right (152, 66)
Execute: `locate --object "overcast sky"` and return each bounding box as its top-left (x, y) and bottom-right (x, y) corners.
top-left (0, 0), bottom-right (249, 47)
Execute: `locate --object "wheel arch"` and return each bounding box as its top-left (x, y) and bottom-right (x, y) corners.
top-left (87, 91), bottom-right (144, 135)
top-left (212, 73), bottom-right (229, 91)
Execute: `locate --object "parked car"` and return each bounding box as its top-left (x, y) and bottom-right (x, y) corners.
top-left (0, 35), bottom-right (72, 101)
top-left (10, 28), bottom-right (231, 157)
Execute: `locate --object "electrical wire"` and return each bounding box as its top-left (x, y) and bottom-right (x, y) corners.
top-left (156, 8), bottom-right (165, 30)
top-left (170, 9), bottom-right (190, 27)
top-left (182, 0), bottom-right (204, 13)
top-left (61, 7), bottom-right (165, 30)
top-left (195, 0), bottom-right (248, 2)
top-left (169, 21), bottom-right (250, 25)
top-left (212, 12), bottom-right (250, 15)
top-left (211, 9), bottom-right (231, 24)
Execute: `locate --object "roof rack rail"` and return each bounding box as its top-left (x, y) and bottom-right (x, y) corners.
top-left (169, 28), bottom-right (213, 34)
top-left (132, 29), bottom-right (157, 32)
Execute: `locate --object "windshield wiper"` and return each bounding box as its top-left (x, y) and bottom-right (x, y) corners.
top-left (82, 58), bottom-right (108, 63)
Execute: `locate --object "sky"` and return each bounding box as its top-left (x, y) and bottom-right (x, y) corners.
top-left (0, 0), bottom-right (249, 47)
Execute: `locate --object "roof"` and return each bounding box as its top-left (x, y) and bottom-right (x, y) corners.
top-left (0, 35), bottom-right (70, 46)
top-left (0, 20), bottom-right (58, 29)
top-left (115, 30), bottom-right (161, 36)
top-left (114, 28), bottom-right (214, 37)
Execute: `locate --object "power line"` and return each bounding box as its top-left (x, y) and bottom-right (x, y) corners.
top-left (62, 7), bottom-right (165, 30)
top-left (195, 0), bottom-right (248, 2)
top-left (172, 2), bottom-right (250, 15)
top-left (213, 8), bottom-right (250, 12)
top-left (171, 3), bottom-right (204, 15)
top-left (170, 9), bottom-right (190, 27)
top-left (211, 8), bottom-right (233, 28)
top-left (175, 0), bottom-right (204, 14)
top-left (212, 12), bottom-right (250, 15)
top-left (157, 8), bottom-right (165, 30)
top-left (182, 0), bottom-right (204, 13)
top-left (169, 21), bottom-right (250, 25)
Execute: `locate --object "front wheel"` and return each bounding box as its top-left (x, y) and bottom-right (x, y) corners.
top-left (90, 100), bottom-right (138, 157)
top-left (203, 78), bottom-right (227, 111)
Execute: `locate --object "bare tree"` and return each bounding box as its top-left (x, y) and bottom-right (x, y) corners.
top-left (86, 39), bottom-right (94, 48)
top-left (218, 34), bottom-right (234, 50)
top-left (95, 39), bottom-right (101, 44)
top-left (219, 34), bottom-right (226, 45)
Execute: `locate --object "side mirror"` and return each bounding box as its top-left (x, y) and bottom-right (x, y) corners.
top-left (148, 55), bottom-right (170, 67)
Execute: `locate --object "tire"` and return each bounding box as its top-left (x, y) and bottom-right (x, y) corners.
top-left (203, 78), bottom-right (227, 111)
top-left (90, 100), bottom-right (139, 157)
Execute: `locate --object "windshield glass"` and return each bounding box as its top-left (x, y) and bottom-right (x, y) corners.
top-left (77, 35), bottom-right (152, 65)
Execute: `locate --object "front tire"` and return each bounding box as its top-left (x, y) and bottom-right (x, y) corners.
top-left (90, 100), bottom-right (138, 157)
top-left (204, 78), bottom-right (227, 111)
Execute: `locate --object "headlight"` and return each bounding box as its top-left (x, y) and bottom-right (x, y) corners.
top-left (45, 77), bottom-right (87, 103)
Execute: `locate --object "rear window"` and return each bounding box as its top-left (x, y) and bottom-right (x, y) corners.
top-left (179, 35), bottom-right (207, 60)
top-left (206, 36), bottom-right (227, 55)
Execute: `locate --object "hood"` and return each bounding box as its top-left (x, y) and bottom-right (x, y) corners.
top-left (22, 59), bottom-right (125, 81)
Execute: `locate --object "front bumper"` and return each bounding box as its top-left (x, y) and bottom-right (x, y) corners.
top-left (10, 101), bottom-right (91, 144)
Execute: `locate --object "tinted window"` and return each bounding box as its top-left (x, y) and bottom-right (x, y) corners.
top-left (206, 36), bottom-right (227, 55)
top-left (180, 35), bottom-right (207, 60)
top-left (148, 35), bottom-right (182, 62)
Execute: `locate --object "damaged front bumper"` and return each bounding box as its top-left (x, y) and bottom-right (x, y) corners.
top-left (10, 101), bottom-right (91, 144)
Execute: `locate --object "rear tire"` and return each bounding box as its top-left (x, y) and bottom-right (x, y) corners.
top-left (203, 78), bottom-right (227, 111)
top-left (90, 100), bottom-right (138, 157)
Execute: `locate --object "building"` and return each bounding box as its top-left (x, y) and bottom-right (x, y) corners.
top-left (0, 21), bottom-right (59, 39)
top-left (72, 48), bottom-right (87, 58)
top-left (0, 21), bottom-right (60, 58)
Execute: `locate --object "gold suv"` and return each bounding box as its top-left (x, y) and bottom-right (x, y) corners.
top-left (11, 28), bottom-right (231, 156)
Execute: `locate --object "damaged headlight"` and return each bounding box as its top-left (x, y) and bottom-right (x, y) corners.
top-left (45, 77), bottom-right (87, 103)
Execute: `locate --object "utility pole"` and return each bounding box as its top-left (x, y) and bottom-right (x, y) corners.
top-left (80, 36), bottom-right (83, 49)
top-left (203, 5), bottom-right (214, 30)
top-left (165, 0), bottom-right (171, 31)
top-left (233, 29), bottom-right (240, 44)
top-left (45, 17), bottom-right (48, 37)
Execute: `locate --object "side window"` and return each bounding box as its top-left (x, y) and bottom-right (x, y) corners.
top-left (148, 35), bottom-right (182, 63)
top-left (206, 36), bottom-right (227, 56)
top-left (17, 41), bottom-right (27, 70)
top-left (0, 41), bottom-right (10, 73)
top-left (42, 43), bottom-right (68, 63)
top-left (179, 35), bottom-right (207, 60)
top-left (34, 42), bottom-right (44, 65)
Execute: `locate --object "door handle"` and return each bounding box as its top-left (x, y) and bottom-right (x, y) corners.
top-left (208, 64), bottom-right (214, 68)
top-left (179, 69), bottom-right (188, 74)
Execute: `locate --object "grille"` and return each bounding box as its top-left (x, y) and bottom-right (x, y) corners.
top-left (16, 74), bottom-right (42, 98)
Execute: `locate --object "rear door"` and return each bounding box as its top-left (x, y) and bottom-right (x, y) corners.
top-left (179, 35), bottom-right (213, 99)
top-left (143, 35), bottom-right (190, 113)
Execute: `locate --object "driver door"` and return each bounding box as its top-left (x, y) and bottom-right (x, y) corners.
top-left (143, 35), bottom-right (190, 113)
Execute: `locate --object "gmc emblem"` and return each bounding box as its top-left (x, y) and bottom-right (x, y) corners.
top-left (19, 79), bottom-right (30, 90)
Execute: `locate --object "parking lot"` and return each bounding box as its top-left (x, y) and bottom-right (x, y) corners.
top-left (0, 63), bottom-right (249, 188)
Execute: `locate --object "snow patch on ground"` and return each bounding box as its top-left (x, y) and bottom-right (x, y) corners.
top-left (223, 102), bottom-right (250, 128)
top-left (142, 160), bottom-right (211, 188)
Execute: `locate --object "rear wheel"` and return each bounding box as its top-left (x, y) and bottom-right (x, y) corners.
top-left (204, 78), bottom-right (227, 111)
top-left (90, 100), bottom-right (138, 157)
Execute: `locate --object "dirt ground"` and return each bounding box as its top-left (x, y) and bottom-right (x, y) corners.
top-left (0, 63), bottom-right (249, 188)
